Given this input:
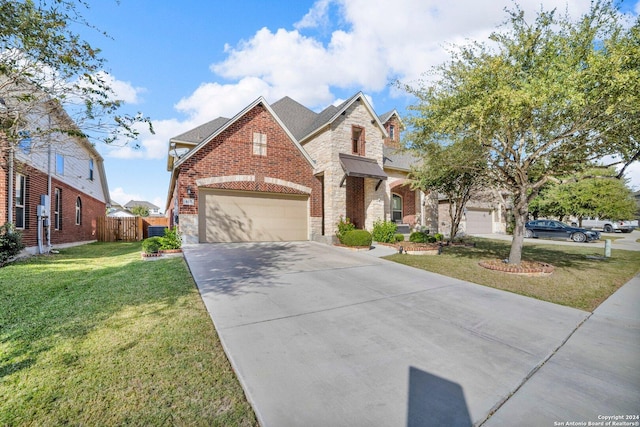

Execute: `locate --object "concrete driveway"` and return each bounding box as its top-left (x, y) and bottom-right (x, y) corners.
top-left (183, 241), bottom-right (639, 426)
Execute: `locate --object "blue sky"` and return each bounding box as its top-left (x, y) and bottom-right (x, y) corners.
top-left (77, 0), bottom-right (640, 211)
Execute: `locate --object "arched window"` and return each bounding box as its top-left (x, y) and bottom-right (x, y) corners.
top-left (392, 194), bottom-right (403, 222)
top-left (75, 197), bottom-right (82, 225)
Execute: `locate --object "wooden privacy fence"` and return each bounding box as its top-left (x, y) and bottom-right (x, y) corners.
top-left (97, 217), bottom-right (143, 242)
top-left (97, 216), bottom-right (169, 242)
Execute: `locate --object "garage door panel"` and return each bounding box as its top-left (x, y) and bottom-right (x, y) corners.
top-left (465, 209), bottom-right (493, 234)
top-left (199, 190), bottom-right (308, 242)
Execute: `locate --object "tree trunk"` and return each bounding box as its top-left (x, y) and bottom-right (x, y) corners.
top-left (508, 193), bottom-right (529, 265)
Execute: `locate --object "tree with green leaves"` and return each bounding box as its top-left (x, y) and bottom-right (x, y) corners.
top-left (408, 138), bottom-right (487, 242)
top-left (130, 205), bottom-right (149, 218)
top-left (531, 167), bottom-right (637, 223)
top-left (0, 0), bottom-right (152, 153)
top-left (402, 1), bottom-right (639, 264)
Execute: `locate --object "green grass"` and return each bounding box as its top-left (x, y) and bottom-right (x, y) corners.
top-left (385, 238), bottom-right (640, 312)
top-left (0, 242), bottom-right (257, 426)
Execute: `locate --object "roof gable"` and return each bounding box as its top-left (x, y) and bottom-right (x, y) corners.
top-left (298, 92), bottom-right (388, 143)
top-left (170, 117), bottom-right (230, 145)
top-left (173, 97), bottom-right (315, 169)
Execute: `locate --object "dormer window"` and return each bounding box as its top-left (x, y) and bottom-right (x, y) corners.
top-left (389, 124), bottom-right (395, 140)
top-left (352, 126), bottom-right (364, 155)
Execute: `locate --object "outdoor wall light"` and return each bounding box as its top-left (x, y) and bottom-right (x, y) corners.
top-left (187, 186), bottom-right (192, 196)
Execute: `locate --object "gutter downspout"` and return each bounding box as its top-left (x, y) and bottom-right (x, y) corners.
top-left (46, 142), bottom-right (51, 251)
top-left (7, 145), bottom-right (14, 224)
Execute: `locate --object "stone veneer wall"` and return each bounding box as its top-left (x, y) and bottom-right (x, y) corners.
top-left (303, 99), bottom-right (387, 236)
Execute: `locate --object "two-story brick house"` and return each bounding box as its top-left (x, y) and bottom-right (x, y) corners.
top-left (1, 99), bottom-right (110, 253)
top-left (165, 92), bottom-right (428, 243)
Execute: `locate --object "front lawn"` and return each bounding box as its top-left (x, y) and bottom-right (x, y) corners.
top-left (0, 242), bottom-right (257, 426)
top-left (385, 238), bottom-right (640, 312)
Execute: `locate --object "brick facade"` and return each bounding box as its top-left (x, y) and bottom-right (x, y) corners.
top-left (174, 103), bottom-right (322, 241)
top-left (7, 160), bottom-right (105, 248)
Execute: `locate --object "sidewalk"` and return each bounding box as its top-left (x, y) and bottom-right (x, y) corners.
top-left (484, 274), bottom-right (640, 425)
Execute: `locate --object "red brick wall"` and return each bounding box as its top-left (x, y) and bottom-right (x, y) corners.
top-left (0, 139), bottom-right (7, 225)
top-left (346, 176), bottom-right (365, 229)
top-left (391, 183), bottom-right (417, 224)
top-left (383, 115), bottom-right (402, 148)
top-left (176, 104), bottom-right (322, 217)
top-left (10, 161), bottom-right (105, 247)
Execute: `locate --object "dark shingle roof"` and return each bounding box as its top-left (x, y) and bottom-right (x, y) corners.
top-left (170, 117), bottom-right (230, 144)
top-left (383, 146), bottom-right (420, 172)
top-left (379, 110), bottom-right (395, 124)
top-left (271, 97), bottom-right (318, 140)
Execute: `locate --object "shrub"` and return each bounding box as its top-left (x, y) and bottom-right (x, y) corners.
top-left (0, 223), bottom-right (25, 266)
top-left (160, 226), bottom-right (182, 250)
top-left (372, 219), bottom-right (398, 243)
top-left (394, 233), bottom-right (405, 242)
top-left (434, 233), bottom-right (444, 242)
top-left (409, 231), bottom-right (428, 243)
top-left (336, 217), bottom-right (356, 243)
top-left (142, 236), bottom-right (162, 254)
top-left (340, 230), bottom-right (372, 247)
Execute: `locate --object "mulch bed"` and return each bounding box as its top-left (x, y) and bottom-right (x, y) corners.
top-left (478, 259), bottom-right (555, 276)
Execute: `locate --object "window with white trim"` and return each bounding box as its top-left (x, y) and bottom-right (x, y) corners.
top-left (18, 130), bottom-right (32, 154)
top-left (89, 158), bottom-right (94, 181)
top-left (75, 197), bottom-right (82, 225)
top-left (54, 188), bottom-right (62, 230)
top-left (15, 174), bottom-right (26, 228)
top-left (389, 124), bottom-right (395, 140)
top-left (253, 132), bottom-right (267, 156)
top-left (56, 153), bottom-right (64, 175)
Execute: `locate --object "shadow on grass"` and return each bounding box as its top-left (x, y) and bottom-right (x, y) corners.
top-left (445, 238), bottom-right (602, 269)
top-left (0, 242), bottom-right (192, 379)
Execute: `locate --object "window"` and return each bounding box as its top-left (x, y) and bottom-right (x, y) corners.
top-left (352, 126), bottom-right (364, 155)
top-left (18, 130), bottom-right (32, 154)
top-left (15, 174), bottom-right (26, 228)
top-left (56, 153), bottom-right (64, 175)
top-left (253, 132), bottom-right (267, 156)
top-left (392, 194), bottom-right (403, 222)
top-left (389, 125), bottom-right (395, 140)
top-left (54, 188), bottom-right (62, 230)
top-left (89, 159), bottom-right (94, 181)
top-left (75, 197), bottom-right (82, 225)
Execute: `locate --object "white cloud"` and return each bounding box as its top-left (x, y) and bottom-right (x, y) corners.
top-left (110, 187), bottom-right (142, 207)
top-left (104, 118), bottom-right (187, 160)
top-left (98, 72), bottom-right (145, 104)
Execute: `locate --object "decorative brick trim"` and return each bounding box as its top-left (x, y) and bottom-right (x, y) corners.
top-left (264, 177), bottom-right (312, 194)
top-left (196, 175), bottom-right (255, 186)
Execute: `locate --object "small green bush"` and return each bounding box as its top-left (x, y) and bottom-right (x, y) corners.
top-left (0, 223), bottom-right (25, 266)
top-left (372, 219), bottom-right (398, 243)
top-left (434, 233), bottom-right (444, 242)
top-left (394, 233), bottom-right (405, 242)
top-left (409, 231), bottom-right (428, 243)
top-left (341, 230), bottom-right (372, 247)
top-left (160, 226), bottom-right (182, 250)
top-left (336, 217), bottom-right (356, 243)
top-left (142, 236), bottom-right (162, 254)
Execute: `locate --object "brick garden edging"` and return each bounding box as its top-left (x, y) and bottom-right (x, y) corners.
top-left (478, 259), bottom-right (555, 276)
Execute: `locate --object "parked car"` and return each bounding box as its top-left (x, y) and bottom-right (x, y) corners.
top-left (525, 220), bottom-right (601, 242)
top-left (571, 217), bottom-right (637, 233)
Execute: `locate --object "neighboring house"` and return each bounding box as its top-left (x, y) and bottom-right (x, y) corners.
top-left (165, 91), bottom-right (507, 243)
top-left (124, 200), bottom-right (162, 216)
top-left (107, 207), bottom-right (135, 218)
top-left (0, 98), bottom-right (110, 252)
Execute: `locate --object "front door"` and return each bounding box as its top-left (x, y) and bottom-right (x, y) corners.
top-left (392, 194), bottom-right (403, 222)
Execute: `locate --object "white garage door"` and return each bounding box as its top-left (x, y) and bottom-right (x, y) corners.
top-left (199, 189), bottom-right (308, 242)
top-left (465, 209), bottom-right (493, 234)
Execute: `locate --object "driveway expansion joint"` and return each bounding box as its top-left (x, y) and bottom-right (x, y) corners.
top-left (478, 311), bottom-right (594, 426)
